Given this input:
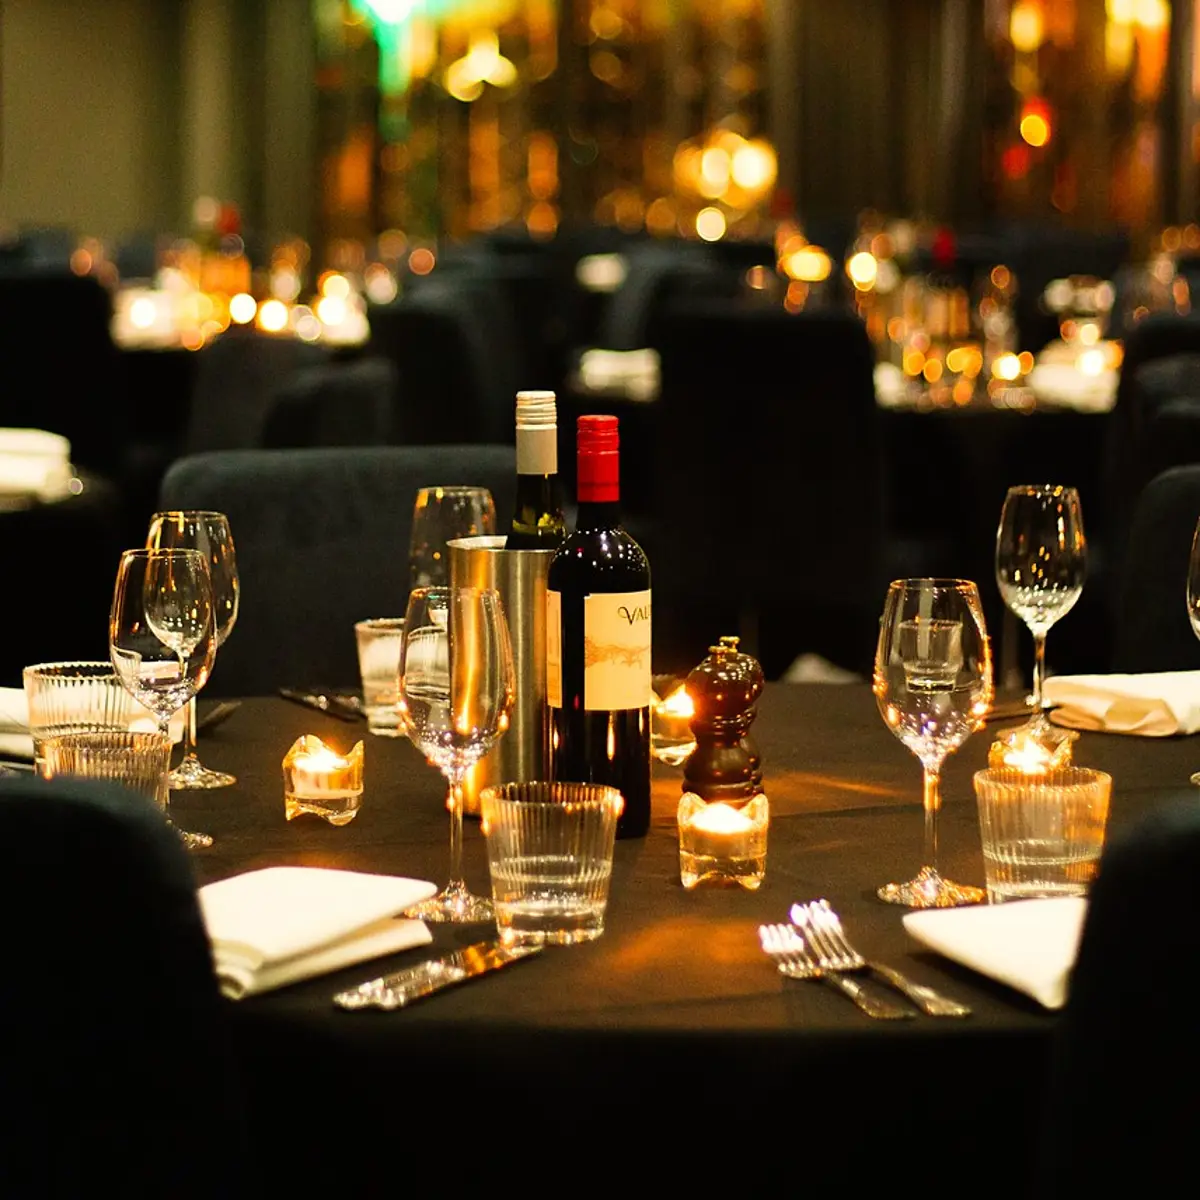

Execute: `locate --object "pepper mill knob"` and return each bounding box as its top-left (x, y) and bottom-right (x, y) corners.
top-left (681, 635), bottom-right (765, 803)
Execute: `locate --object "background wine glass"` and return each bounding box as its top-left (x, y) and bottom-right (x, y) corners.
top-left (147, 510), bottom-right (240, 788)
top-left (109, 547), bottom-right (217, 849)
top-left (398, 585), bottom-right (515, 922)
top-left (1185, 516), bottom-right (1200, 784)
top-left (995, 484), bottom-right (1086, 728)
top-left (874, 578), bottom-right (993, 908)
top-left (408, 486), bottom-right (495, 592)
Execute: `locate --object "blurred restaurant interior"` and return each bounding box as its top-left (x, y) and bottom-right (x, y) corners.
top-left (4, 0), bottom-right (1200, 688)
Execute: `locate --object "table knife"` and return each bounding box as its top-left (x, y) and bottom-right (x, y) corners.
top-left (332, 940), bottom-right (543, 1011)
top-left (278, 688), bottom-right (364, 722)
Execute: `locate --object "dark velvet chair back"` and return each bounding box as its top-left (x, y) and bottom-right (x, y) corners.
top-left (0, 774), bottom-right (246, 1198)
top-left (182, 328), bottom-right (331, 455)
top-left (1110, 464), bottom-right (1200, 672)
top-left (158, 444), bottom-right (516, 695)
top-left (1040, 792), bottom-right (1200, 1196)
top-left (653, 301), bottom-right (884, 677)
top-left (260, 356), bottom-right (400, 449)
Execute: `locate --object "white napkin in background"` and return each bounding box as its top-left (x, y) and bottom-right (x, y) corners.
top-left (1043, 671), bottom-right (1200, 736)
top-left (198, 866), bottom-right (436, 1000)
top-left (0, 686), bottom-right (185, 760)
top-left (903, 896), bottom-right (1088, 1010)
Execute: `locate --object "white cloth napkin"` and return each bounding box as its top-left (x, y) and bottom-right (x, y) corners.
top-left (0, 427), bottom-right (72, 502)
top-left (903, 896), bottom-right (1088, 1009)
top-left (198, 866), bottom-right (436, 1000)
top-left (1043, 671), bottom-right (1200, 736)
top-left (0, 686), bottom-right (185, 760)
top-left (1027, 362), bottom-right (1118, 413)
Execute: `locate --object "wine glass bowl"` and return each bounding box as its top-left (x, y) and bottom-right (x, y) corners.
top-left (408, 486), bottom-right (496, 591)
top-left (147, 510), bottom-right (240, 788)
top-left (109, 547), bottom-right (217, 849)
top-left (875, 578), bottom-right (993, 908)
top-left (398, 585), bottom-right (515, 922)
top-left (995, 484), bottom-right (1086, 729)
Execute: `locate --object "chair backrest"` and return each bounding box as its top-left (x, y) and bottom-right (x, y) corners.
top-left (0, 774), bottom-right (246, 1197)
top-left (1039, 792), bottom-right (1200, 1195)
top-left (260, 356), bottom-right (400, 449)
top-left (182, 328), bottom-right (331, 455)
top-left (653, 300), bottom-right (884, 676)
top-left (158, 444), bottom-right (517, 695)
top-left (1110, 463), bottom-right (1200, 672)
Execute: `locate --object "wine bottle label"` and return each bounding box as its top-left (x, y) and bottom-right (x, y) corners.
top-left (583, 589), bottom-right (651, 710)
top-left (516, 426), bottom-right (557, 476)
top-left (546, 588), bottom-right (562, 709)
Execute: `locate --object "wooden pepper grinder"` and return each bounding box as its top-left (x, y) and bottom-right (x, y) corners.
top-left (682, 635), bottom-right (764, 803)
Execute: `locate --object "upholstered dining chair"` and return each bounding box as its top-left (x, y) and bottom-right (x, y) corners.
top-left (1109, 463), bottom-right (1200, 672)
top-left (1039, 791), bottom-right (1200, 1196)
top-left (0, 774), bottom-right (247, 1198)
top-left (157, 444), bottom-right (517, 695)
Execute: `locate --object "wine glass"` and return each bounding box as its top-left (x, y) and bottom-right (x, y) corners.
top-left (1185, 517), bottom-right (1200, 784)
top-left (147, 510), bottom-right (240, 788)
top-left (874, 578), bottom-right (994, 908)
top-left (995, 484), bottom-right (1087, 729)
top-left (408, 486), bottom-right (496, 591)
top-left (398, 585), bottom-right (515, 922)
top-left (109, 547), bottom-right (218, 850)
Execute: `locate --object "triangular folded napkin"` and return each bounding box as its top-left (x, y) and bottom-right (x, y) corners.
top-left (198, 866), bottom-right (436, 1000)
top-left (1043, 671), bottom-right (1200, 736)
top-left (903, 896), bottom-right (1088, 1010)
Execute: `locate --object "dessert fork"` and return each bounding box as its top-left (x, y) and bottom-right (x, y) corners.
top-left (790, 899), bottom-right (972, 1018)
top-left (757, 924), bottom-right (915, 1020)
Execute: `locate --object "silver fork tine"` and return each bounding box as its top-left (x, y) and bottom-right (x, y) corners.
top-left (792, 899), bottom-right (973, 1019)
top-left (793, 903), bottom-right (855, 970)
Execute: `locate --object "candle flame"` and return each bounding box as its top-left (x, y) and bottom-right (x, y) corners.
top-left (658, 686), bottom-right (694, 719)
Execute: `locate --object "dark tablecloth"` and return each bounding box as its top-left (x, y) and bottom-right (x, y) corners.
top-left (181, 684), bottom-right (1194, 1190)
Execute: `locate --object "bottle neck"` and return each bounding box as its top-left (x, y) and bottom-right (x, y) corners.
top-left (516, 424), bottom-right (557, 477)
top-left (575, 499), bottom-right (622, 530)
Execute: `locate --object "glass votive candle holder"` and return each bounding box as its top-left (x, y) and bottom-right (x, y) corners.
top-left (283, 735), bottom-right (364, 826)
top-left (677, 792), bottom-right (768, 890)
top-left (651, 683), bottom-right (696, 767)
top-left (988, 722), bottom-right (1077, 774)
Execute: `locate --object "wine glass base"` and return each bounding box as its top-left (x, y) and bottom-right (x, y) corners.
top-left (168, 756), bottom-right (236, 790)
top-left (1190, 771), bottom-right (1200, 787)
top-left (169, 821), bottom-right (213, 850)
top-left (878, 866), bottom-right (986, 909)
top-left (405, 884), bottom-right (494, 924)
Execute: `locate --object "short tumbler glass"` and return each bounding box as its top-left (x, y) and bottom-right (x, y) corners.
top-left (354, 618), bottom-right (406, 737)
top-left (39, 729), bottom-right (173, 811)
top-left (23, 661), bottom-right (136, 771)
top-left (480, 781), bottom-right (623, 946)
top-left (973, 766), bottom-right (1112, 903)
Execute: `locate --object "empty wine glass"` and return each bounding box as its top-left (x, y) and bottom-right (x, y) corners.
top-left (109, 547), bottom-right (217, 849)
top-left (875, 578), bottom-right (994, 908)
top-left (995, 484), bottom-right (1086, 729)
top-left (1185, 517), bottom-right (1200, 784)
top-left (398, 585), bottom-right (515, 922)
top-left (147, 510), bottom-right (240, 788)
top-left (408, 486), bottom-right (495, 591)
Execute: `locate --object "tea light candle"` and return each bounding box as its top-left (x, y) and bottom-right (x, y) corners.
top-left (677, 792), bottom-right (768, 890)
top-left (283, 734), bottom-right (364, 826)
top-left (988, 725), bottom-right (1075, 775)
top-left (652, 685), bottom-right (696, 766)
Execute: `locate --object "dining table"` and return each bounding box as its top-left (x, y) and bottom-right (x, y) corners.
top-left (175, 682), bottom-right (1194, 1191)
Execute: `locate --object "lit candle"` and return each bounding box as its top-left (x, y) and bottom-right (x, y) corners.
top-left (652, 685), bottom-right (696, 766)
top-left (283, 734), bottom-right (364, 826)
top-left (677, 792), bottom-right (769, 890)
top-left (988, 726), bottom-right (1075, 775)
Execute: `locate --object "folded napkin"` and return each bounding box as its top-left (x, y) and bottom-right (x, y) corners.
top-left (903, 896), bottom-right (1088, 1009)
top-left (1043, 670), bottom-right (1200, 736)
top-left (0, 686), bottom-right (185, 760)
top-left (197, 866), bottom-right (436, 1000)
top-left (0, 427), bottom-right (73, 502)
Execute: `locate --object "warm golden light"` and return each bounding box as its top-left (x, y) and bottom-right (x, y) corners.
top-left (228, 292), bottom-right (257, 324)
top-left (129, 296), bottom-right (158, 330)
top-left (847, 251), bottom-right (878, 290)
top-left (1077, 347), bottom-right (1107, 375)
top-left (730, 140), bottom-right (777, 192)
top-left (321, 272), bottom-right (352, 300)
top-left (658, 686), bottom-right (694, 720)
top-left (1020, 112), bottom-right (1051, 147)
top-left (784, 246), bottom-right (832, 282)
top-left (316, 295), bottom-right (348, 326)
top-left (699, 147), bottom-right (731, 197)
top-left (257, 299), bottom-right (289, 333)
top-left (409, 247), bottom-right (435, 275)
top-left (992, 352), bottom-right (1023, 381)
top-left (1010, 1), bottom-right (1044, 52)
top-left (695, 207), bottom-right (726, 241)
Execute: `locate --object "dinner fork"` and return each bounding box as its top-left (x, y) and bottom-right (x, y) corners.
top-left (790, 899), bottom-right (972, 1018)
top-left (757, 924), bottom-right (916, 1020)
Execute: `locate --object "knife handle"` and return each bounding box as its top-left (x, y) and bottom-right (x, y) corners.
top-left (335, 959), bottom-right (467, 1011)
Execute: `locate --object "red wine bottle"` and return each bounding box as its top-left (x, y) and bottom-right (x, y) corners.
top-left (546, 414), bottom-right (651, 838)
top-left (506, 390), bottom-right (567, 550)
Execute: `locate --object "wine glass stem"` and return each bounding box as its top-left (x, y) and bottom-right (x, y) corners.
top-left (1032, 632), bottom-right (1048, 712)
top-left (922, 765), bottom-right (941, 871)
top-left (181, 696), bottom-right (199, 765)
top-left (445, 775), bottom-right (466, 890)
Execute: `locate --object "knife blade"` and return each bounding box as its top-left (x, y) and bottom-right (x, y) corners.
top-left (332, 940), bottom-right (543, 1011)
top-left (278, 688), bottom-right (364, 722)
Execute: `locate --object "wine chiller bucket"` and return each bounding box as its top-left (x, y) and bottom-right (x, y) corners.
top-left (448, 534), bottom-right (555, 815)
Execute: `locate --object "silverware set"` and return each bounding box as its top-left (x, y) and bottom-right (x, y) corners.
top-left (759, 898), bottom-right (971, 1020)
